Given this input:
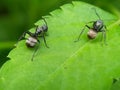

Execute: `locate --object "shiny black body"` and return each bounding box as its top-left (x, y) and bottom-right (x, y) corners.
top-left (93, 20), bottom-right (104, 32)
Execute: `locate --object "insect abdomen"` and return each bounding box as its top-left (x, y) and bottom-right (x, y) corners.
top-left (26, 37), bottom-right (37, 47)
top-left (87, 29), bottom-right (97, 39)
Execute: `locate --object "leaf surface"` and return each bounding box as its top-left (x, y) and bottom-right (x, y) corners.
top-left (0, 1), bottom-right (120, 90)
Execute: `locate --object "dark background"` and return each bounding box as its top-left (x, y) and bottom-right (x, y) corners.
top-left (0, 0), bottom-right (120, 60)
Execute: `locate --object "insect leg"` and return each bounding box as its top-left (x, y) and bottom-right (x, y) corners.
top-left (35, 25), bottom-right (39, 32)
top-left (31, 40), bottom-right (40, 61)
top-left (25, 31), bottom-right (34, 36)
top-left (15, 31), bottom-right (34, 46)
top-left (74, 21), bottom-right (94, 42)
top-left (102, 25), bottom-right (107, 45)
top-left (15, 32), bottom-right (27, 46)
top-left (43, 33), bottom-right (49, 48)
top-left (104, 25), bottom-right (108, 32)
top-left (101, 29), bottom-right (107, 45)
top-left (74, 24), bottom-right (91, 42)
top-left (19, 31), bottom-right (34, 40)
top-left (18, 32), bottom-right (26, 41)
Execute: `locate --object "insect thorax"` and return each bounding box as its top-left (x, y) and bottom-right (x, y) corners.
top-left (93, 20), bottom-right (103, 32)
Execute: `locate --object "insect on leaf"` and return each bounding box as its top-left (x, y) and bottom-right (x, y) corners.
top-left (0, 1), bottom-right (120, 90)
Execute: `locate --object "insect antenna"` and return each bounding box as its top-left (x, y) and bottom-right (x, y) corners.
top-left (42, 17), bottom-right (48, 26)
top-left (92, 8), bottom-right (101, 20)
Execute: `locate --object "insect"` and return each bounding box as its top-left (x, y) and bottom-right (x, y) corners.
top-left (18, 18), bottom-right (49, 61)
top-left (75, 8), bottom-right (107, 45)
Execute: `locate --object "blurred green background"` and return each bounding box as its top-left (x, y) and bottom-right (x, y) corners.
top-left (0, 0), bottom-right (120, 61)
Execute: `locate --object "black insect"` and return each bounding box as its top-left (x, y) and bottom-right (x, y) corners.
top-left (75, 8), bottom-right (107, 44)
top-left (18, 18), bottom-right (49, 61)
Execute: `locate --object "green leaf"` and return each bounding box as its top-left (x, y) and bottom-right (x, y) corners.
top-left (111, 79), bottom-right (120, 90)
top-left (0, 1), bottom-right (120, 90)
